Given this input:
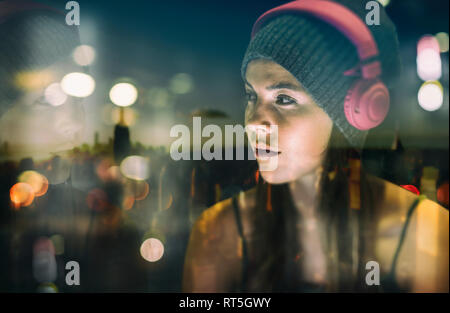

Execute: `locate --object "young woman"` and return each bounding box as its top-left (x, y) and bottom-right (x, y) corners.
top-left (183, 0), bottom-right (448, 292)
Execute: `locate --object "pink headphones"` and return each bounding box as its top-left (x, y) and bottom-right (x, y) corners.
top-left (251, 0), bottom-right (390, 131)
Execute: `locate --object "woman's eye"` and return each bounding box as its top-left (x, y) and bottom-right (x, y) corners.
top-left (275, 94), bottom-right (297, 106)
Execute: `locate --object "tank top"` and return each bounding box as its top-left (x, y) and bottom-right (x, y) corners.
top-left (231, 194), bottom-right (428, 292)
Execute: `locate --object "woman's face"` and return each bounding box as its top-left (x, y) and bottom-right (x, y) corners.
top-left (244, 59), bottom-right (333, 184)
top-left (0, 60), bottom-right (85, 161)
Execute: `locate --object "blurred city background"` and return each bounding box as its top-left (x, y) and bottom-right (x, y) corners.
top-left (0, 0), bottom-right (448, 292)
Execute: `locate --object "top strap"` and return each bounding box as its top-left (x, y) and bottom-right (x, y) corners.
top-left (232, 195), bottom-right (249, 292)
top-left (389, 194), bottom-right (428, 278)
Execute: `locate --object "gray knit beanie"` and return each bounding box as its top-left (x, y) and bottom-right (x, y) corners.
top-left (241, 0), bottom-right (402, 149)
top-left (0, 2), bottom-right (81, 117)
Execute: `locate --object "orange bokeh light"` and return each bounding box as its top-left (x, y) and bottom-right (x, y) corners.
top-left (10, 182), bottom-right (35, 208)
top-left (18, 171), bottom-right (49, 197)
top-left (123, 195), bottom-right (135, 211)
top-left (96, 159), bottom-right (117, 182)
top-left (131, 180), bottom-right (150, 201)
top-left (165, 194), bottom-right (173, 210)
top-left (437, 182), bottom-right (449, 207)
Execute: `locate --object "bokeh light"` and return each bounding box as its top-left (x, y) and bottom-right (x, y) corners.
top-left (73, 45), bottom-right (96, 66)
top-left (14, 70), bottom-right (53, 91)
top-left (140, 238), bottom-right (164, 262)
top-left (400, 185), bottom-right (420, 195)
top-left (418, 80), bottom-right (444, 111)
top-left (112, 107), bottom-right (137, 126)
top-left (120, 156), bottom-right (150, 181)
top-left (109, 83), bottom-right (138, 107)
top-left (34, 237), bottom-right (55, 255)
top-left (96, 159), bottom-right (124, 182)
top-left (126, 180), bottom-right (149, 201)
top-left (377, 0), bottom-right (390, 7)
top-left (37, 283), bottom-right (58, 293)
top-left (44, 83), bottom-right (67, 106)
top-left (437, 182), bottom-right (449, 207)
top-left (417, 36), bottom-right (442, 81)
top-left (61, 72), bottom-right (96, 97)
top-left (435, 32), bottom-right (449, 53)
top-left (33, 237), bottom-right (57, 283)
top-left (95, 159), bottom-right (111, 178)
top-left (18, 171), bottom-right (49, 197)
top-left (418, 35), bottom-right (441, 54)
top-left (122, 195), bottom-right (135, 211)
top-left (417, 49), bottom-right (442, 81)
top-left (164, 194), bottom-right (173, 210)
top-left (50, 234), bottom-right (65, 256)
top-left (107, 165), bottom-right (126, 182)
top-left (10, 182), bottom-right (35, 208)
top-left (169, 73), bottom-right (193, 94)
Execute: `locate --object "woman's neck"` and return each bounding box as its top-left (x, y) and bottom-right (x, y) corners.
top-left (288, 166), bottom-right (323, 217)
top-left (287, 165), bottom-right (328, 285)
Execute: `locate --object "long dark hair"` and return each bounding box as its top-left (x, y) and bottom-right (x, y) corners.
top-left (246, 125), bottom-right (381, 292)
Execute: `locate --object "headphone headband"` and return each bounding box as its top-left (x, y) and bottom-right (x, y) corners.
top-left (251, 0), bottom-right (382, 79)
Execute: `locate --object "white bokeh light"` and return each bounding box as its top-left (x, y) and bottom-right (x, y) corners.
top-left (418, 81), bottom-right (443, 112)
top-left (169, 73), bottom-right (193, 95)
top-left (417, 35), bottom-right (440, 54)
top-left (417, 49), bottom-right (442, 81)
top-left (44, 83), bottom-right (67, 106)
top-left (61, 72), bottom-right (95, 97)
top-left (140, 238), bottom-right (164, 262)
top-left (109, 83), bottom-right (138, 107)
top-left (120, 155), bottom-right (150, 181)
top-left (73, 45), bottom-right (96, 66)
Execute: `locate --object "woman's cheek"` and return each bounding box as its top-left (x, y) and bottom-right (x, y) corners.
top-left (285, 117), bottom-right (329, 156)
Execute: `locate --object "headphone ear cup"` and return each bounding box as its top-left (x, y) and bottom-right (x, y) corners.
top-left (344, 79), bottom-right (390, 131)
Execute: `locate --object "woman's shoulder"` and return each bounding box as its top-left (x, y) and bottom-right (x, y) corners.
top-left (365, 172), bottom-right (447, 243)
top-left (188, 187), bottom-right (259, 258)
top-left (365, 173), bottom-right (446, 217)
top-left (367, 173), bottom-right (449, 292)
top-left (193, 187), bottom-right (258, 236)
top-left (192, 197), bottom-right (235, 238)
top-left (366, 173), bottom-right (416, 209)
top-left (184, 191), bottom-right (252, 292)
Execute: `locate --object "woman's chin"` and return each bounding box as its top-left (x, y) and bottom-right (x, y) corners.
top-left (259, 169), bottom-right (293, 185)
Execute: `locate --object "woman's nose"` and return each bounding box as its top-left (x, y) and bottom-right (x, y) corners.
top-left (245, 98), bottom-right (278, 130)
top-left (245, 101), bottom-right (279, 148)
